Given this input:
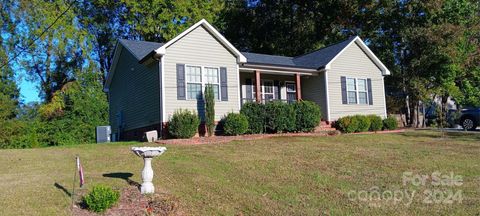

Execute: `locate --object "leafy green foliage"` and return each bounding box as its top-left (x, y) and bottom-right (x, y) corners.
top-left (204, 84), bottom-right (215, 137)
top-left (265, 101), bottom-right (296, 133)
top-left (368, 115), bottom-right (383, 132)
top-left (222, 113), bottom-right (248, 136)
top-left (120, 0), bottom-right (224, 42)
top-left (335, 116), bottom-right (359, 133)
top-left (168, 109), bottom-right (200, 139)
top-left (240, 102), bottom-right (266, 134)
top-left (354, 115), bottom-right (371, 132)
top-left (383, 116), bottom-right (398, 130)
top-left (293, 101), bottom-right (321, 132)
top-left (83, 185), bottom-right (120, 213)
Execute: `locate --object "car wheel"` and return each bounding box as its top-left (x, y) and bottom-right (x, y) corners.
top-left (461, 118), bottom-right (477, 131)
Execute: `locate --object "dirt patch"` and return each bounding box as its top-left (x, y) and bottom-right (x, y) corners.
top-left (156, 131), bottom-right (339, 145)
top-left (72, 186), bottom-right (183, 216)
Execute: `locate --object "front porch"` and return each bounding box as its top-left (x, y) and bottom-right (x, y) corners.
top-left (239, 69), bottom-right (315, 105)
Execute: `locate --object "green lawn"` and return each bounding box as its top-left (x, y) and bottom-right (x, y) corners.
top-left (0, 130), bottom-right (479, 215)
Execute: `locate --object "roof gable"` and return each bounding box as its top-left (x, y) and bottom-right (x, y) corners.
top-left (242, 36), bottom-right (390, 75)
top-left (154, 19), bottom-right (246, 63)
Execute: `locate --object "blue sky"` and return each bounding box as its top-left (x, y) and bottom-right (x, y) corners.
top-left (17, 74), bottom-right (40, 103)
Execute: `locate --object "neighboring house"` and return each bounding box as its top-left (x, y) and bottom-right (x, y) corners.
top-left (105, 19), bottom-right (390, 140)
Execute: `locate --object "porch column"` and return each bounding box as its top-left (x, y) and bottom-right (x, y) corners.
top-left (295, 73), bottom-right (302, 101)
top-left (255, 70), bottom-right (261, 103)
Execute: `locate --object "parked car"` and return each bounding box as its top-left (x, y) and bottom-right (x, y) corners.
top-left (459, 108), bottom-right (480, 131)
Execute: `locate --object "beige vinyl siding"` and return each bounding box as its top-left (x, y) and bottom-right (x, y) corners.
top-left (327, 41), bottom-right (387, 120)
top-left (302, 73), bottom-right (328, 120)
top-left (239, 72), bottom-right (298, 102)
top-left (109, 47), bottom-right (160, 133)
top-left (163, 25), bottom-right (239, 121)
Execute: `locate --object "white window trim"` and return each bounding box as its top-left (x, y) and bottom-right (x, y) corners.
top-left (184, 64), bottom-right (222, 101)
top-left (357, 78), bottom-right (368, 105)
top-left (252, 79), bottom-right (274, 101)
top-left (346, 77), bottom-right (369, 105)
top-left (285, 81), bottom-right (297, 101)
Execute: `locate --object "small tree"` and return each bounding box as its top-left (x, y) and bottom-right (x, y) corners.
top-left (204, 84), bottom-right (215, 136)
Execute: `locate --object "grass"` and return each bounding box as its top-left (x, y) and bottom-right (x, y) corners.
top-left (0, 130), bottom-right (479, 215)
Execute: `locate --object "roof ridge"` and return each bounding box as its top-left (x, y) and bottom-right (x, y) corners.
top-left (241, 51), bottom-right (293, 59)
top-left (293, 36), bottom-right (357, 59)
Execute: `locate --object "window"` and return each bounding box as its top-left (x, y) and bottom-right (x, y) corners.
top-left (252, 79), bottom-right (274, 102)
top-left (263, 80), bottom-right (274, 101)
top-left (186, 66), bottom-right (202, 100)
top-left (346, 78), bottom-right (357, 104)
top-left (346, 77), bottom-right (369, 105)
top-left (357, 79), bottom-right (368, 104)
top-left (286, 82), bottom-right (296, 102)
top-left (185, 65), bottom-right (221, 100)
top-left (204, 67), bottom-right (220, 100)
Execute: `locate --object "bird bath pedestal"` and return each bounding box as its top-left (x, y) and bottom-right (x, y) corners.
top-left (131, 147), bottom-right (167, 194)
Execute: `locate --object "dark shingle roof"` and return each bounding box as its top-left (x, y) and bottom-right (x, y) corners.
top-left (118, 39), bottom-right (164, 61)
top-left (293, 36), bottom-right (357, 69)
top-left (241, 52), bottom-right (296, 67)
top-left (118, 36), bottom-right (356, 70)
top-left (242, 36), bottom-right (357, 69)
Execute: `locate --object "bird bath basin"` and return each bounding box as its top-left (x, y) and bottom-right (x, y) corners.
top-left (131, 147), bottom-right (167, 194)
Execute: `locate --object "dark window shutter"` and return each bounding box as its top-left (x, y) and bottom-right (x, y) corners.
top-left (176, 64), bottom-right (186, 100)
top-left (245, 78), bottom-right (252, 100)
top-left (341, 76), bottom-right (347, 104)
top-left (367, 78), bottom-right (373, 105)
top-left (273, 80), bottom-right (280, 100)
top-left (220, 67), bottom-right (228, 101)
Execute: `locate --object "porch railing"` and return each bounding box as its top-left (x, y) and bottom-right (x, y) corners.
top-left (240, 98), bottom-right (296, 106)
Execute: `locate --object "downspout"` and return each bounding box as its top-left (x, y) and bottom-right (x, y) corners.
top-left (324, 70), bottom-right (331, 121)
top-left (153, 53), bottom-right (164, 139)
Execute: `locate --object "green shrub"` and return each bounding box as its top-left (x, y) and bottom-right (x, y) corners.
top-left (383, 116), bottom-right (398, 130)
top-left (353, 115), bottom-right (371, 132)
top-left (335, 116), bottom-right (359, 133)
top-left (368, 115), bottom-right (383, 131)
top-left (83, 185), bottom-right (120, 213)
top-left (265, 101), bottom-right (296, 133)
top-left (240, 102), bottom-right (266, 134)
top-left (204, 84), bottom-right (215, 137)
top-left (293, 101), bottom-right (322, 132)
top-left (168, 109), bottom-right (200, 138)
top-left (223, 113), bottom-right (249, 135)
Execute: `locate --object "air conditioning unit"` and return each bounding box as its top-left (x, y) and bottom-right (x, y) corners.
top-left (96, 126), bottom-right (112, 143)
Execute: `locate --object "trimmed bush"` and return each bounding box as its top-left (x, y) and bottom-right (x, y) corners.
top-left (383, 116), bottom-right (398, 130)
top-left (240, 102), bottom-right (266, 134)
top-left (223, 113), bottom-right (249, 136)
top-left (293, 101), bottom-right (322, 132)
top-left (354, 115), bottom-right (371, 132)
top-left (83, 185), bottom-right (120, 213)
top-left (168, 109), bottom-right (200, 138)
top-left (204, 84), bottom-right (215, 137)
top-left (265, 101), bottom-right (296, 133)
top-left (335, 116), bottom-right (359, 133)
top-left (368, 115), bottom-right (383, 131)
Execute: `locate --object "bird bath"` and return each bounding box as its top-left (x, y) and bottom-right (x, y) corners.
top-left (131, 147), bottom-right (167, 194)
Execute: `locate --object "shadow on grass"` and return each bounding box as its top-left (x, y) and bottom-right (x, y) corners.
top-left (400, 130), bottom-right (480, 142)
top-left (54, 182), bottom-right (71, 197)
top-left (103, 172), bottom-right (140, 188)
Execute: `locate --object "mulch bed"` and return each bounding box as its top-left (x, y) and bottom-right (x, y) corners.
top-left (155, 129), bottom-right (407, 145)
top-left (72, 186), bottom-right (184, 216)
top-left (156, 131), bottom-right (340, 145)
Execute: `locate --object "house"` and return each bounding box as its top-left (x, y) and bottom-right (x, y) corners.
top-left (105, 19), bottom-right (390, 140)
